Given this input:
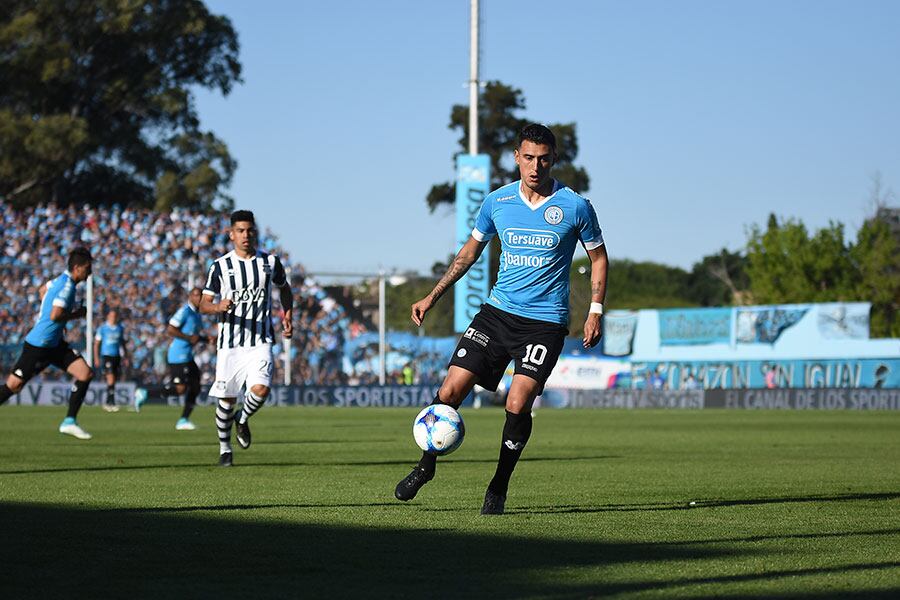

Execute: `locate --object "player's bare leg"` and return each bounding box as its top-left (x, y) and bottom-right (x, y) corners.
top-left (234, 383), bottom-right (270, 450)
top-left (0, 373), bottom-right (26, 405)
top-left (395, 367), bottom-right (479, 501)
top-left (482, 374), bottom-right (541, 515)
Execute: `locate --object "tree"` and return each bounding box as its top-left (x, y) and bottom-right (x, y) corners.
top-left (744, 212), bottom-right (899, 337)
top-left (851, 213), bottom-right (900, 337)
top-left (745, 215), bottom-right (855, 303)
top-left (0, 0), bottom-right (240, 210)
top-left (425, 81), bottom-right (590, 211)
top-left (687, 248), bottom-right (749, 306)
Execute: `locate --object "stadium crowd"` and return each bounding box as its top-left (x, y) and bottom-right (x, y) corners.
top-left (0, 202), bottom-right (387, 386)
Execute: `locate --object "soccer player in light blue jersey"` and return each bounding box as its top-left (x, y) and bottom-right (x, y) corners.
top-left (395, 124), bottom-right (610, 514)
top-left (94, 309), bottom-right (127, 412)
top-left (0, 247), bottom-right (96, 439)
top-left (165, 287), bottom-right (206, 431)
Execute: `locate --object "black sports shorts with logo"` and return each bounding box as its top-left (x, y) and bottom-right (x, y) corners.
top-left (168, 360), bottom-right (200, 386)
top-left (101, 355), bottom-right (121, 377)
top-left (11, 340), bottom-right (82, 381)
top-left (449, 304), bottom-right (568, 394)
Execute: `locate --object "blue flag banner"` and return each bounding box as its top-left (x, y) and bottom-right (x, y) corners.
top-left (603, 311), bottom-right (639, 356)
top-left (454, 154), bottom-right (491, 333)
top-left (736, 307), bottom-right (807, 344)
top-left (658, 308), bottom-right (732, 345)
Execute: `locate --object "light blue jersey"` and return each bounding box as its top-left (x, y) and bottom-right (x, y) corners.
top-left (25, 272), bottom-right (77, 348)
top-left (473, 179), bottom-right (604, 325)
top-left (95, 323), bottom-right (125, 357)
top-left (167, 302), bottom-right (203, 364)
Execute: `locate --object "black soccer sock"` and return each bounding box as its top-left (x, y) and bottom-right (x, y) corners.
top-left (415, 393), bottom-right (445, 476)
top-left (66, 380), bottom-right (91, 419)
top-left (488, 410), bottom-right (534, 497)
top-left (106, 383), bottom-right (115, 406)
top-left (0, 384), bottom-right (13, 406)
top-left (216, 399), bottom-right (235, 454)
top-left (181, 386), bottom-right (199, 420)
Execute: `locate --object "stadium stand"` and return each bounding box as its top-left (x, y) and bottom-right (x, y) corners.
top-left (0, 203), bottom-right (367, 385)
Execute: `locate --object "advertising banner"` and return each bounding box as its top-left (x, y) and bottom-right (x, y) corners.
top-left (5, 381), bottom-right (136, 407)
top-left (454, 154), bottom-right (491, 333)
top-left (631, 358), bottom-right (899, 390)
top-left (602, 312), bottom-right (638, 356)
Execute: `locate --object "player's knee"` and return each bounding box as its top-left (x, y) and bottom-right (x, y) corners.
top-left (250, 384), bottom-right (270, 398)
top-left (6, 377), bottom-right (24, 394)
top-left (82, 367), bottom-right (95, 382)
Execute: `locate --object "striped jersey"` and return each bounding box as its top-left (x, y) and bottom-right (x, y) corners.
top-left (202, 250), bottom-right (287, 349)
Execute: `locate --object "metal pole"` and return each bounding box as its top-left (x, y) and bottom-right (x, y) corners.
top-left (85, 275), bottom-right (94, 368)
top-left (468, 0), bottom-right (480, 155)
top-left (284, 266), bottom-right (292, 385)
top-left (378, 273), bottom-right (386, 385)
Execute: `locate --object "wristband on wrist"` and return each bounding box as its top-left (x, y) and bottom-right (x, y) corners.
top-left (589, 302), bottom-right (604, 315)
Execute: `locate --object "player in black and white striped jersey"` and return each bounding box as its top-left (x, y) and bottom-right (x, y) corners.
top-left (199, 210), bottom-right (294, 466)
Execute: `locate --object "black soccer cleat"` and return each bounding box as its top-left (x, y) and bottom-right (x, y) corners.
top-left (235, 412), bottom-right (251, 449)
top-left (219, 452), bottom-right (233, 467)
top-left (394, 467), bottom-right (433, 501)
top-left (481, 489), bottom-right (506, 515)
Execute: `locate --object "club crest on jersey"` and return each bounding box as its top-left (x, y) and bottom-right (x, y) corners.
top-left (544, 206), bottom-right (563, 225)
top-left (262, 262), bottom-right (272, 274)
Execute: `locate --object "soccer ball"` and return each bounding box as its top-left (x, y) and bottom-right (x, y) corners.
top-left (413, 404), bottom-right (465, 455)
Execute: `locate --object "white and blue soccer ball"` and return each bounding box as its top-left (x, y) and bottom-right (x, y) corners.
top-left (413, 404), bottom-right (465, 455)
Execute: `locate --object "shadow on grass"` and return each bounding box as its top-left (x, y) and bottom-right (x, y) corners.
top-left (1, 502), bottom-right (897, 599)
top-left (509, 491), bottom-right (900, 514)
top-left (0, 454), bottom-right (619, 476)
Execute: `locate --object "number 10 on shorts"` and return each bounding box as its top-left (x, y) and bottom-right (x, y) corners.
top-left (523, 344), bottom-right (547, 365)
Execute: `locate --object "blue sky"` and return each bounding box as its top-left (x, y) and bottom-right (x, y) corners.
top-left (195, 0), bottom-right (900, 276)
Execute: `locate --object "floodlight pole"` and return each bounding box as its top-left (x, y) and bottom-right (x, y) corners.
top-left (469, 0), bottom-right (480, 155)
top-left (85, 275), bottom-right (94, 368)
top-left (378, 273), bottom-right (386, 385)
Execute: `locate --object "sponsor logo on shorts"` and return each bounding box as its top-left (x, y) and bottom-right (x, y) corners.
top-left (463, 328), bottom-right (490, 347)
top-left (13, 369), bottom-right (23, 378)
top-left (215, 381), bottom-right (227, 390)
top-left (503, 251), bottom-right (551, 269)
top-left (457, 348), bottom-right (467, 358)
top-left (544, 206), bottom-right (563, 225)
top-left (520, 363), bottom-right (538, 372)
top-left (504, 228), bottom-right (560, 249)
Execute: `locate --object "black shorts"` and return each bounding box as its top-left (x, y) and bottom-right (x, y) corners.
top-left (449, 304), bottom-right (567, 394)
top-left (100, 356), bottom-right (121, 377)
top-left (11, 341), bottom-right (82, 381)
top-left (168, 360), bottom-right (200, 387)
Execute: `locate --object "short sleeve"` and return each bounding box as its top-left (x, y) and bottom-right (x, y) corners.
top-left (272, 257), bottom-right (287, 287)
top-left (169, 306), bottom-right (187, 328)
top-left (203, 261), bottom-right (221, 296)
top-left (577, 199), bottom-right (604, 250)
top-left (52, 278), bottom-right (75, 309)
top-left (94, 327), bottom-right (103, 341)
top-left (471, 196), bottom-right (497, 242)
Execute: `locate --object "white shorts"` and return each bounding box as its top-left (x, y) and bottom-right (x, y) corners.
top-left (210, 344), bottom-right (274, 398)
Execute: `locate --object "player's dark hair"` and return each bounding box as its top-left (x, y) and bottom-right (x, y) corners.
top-left (230, 210), bottom-right (255, 225)
top-left (516, 123), bottom-right (556, 152)
top-left (67, 247), bottom-right (92, 270)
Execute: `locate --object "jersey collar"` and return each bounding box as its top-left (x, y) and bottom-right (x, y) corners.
top-left (517, 179), bottom-right (561, 211)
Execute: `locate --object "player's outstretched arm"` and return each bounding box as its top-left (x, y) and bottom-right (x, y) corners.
top-left (582, 244), bottom-right (609, 349)
top-left (411, 236), bottom-right (488, 326)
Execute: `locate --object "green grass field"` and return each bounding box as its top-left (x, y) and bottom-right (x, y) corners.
top-left (1, 405), bottom-right (898, 599)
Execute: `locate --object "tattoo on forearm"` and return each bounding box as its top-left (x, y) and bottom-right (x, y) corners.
top-left (431, 255), bottom-right (474, 300)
